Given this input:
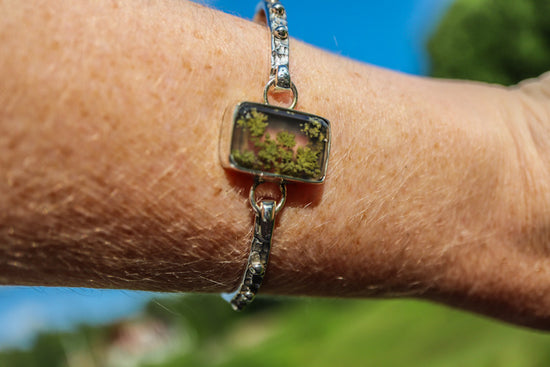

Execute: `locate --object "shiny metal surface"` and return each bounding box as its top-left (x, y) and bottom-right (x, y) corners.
top-left (229, 179), bottom-right (286, 311)
top-left (256, 0), bottom-right (291, 90)
top-left (230, 201), bottom-right (277, 311)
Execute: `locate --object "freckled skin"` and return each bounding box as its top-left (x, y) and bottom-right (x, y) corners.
top-left (0, 0), bottom-right (550, 329)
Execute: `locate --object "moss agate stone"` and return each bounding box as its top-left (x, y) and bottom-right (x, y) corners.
top-left (227, 102), bottom-right (330, 183)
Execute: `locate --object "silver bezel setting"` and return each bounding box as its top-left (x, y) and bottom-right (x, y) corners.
top-left (227, 101), bottom-right (331, 184)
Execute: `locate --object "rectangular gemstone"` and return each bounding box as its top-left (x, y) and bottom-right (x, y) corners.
top-left (221, 102), bottom-right (330, 183)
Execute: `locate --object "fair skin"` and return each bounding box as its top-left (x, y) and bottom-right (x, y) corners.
top-left (1, 0), bottom-right (549, 329)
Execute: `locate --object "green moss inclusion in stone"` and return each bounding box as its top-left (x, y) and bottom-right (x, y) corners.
top-left (229, 102), bottom-right (330, 182)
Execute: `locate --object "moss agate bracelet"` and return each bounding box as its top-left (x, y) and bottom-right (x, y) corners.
top-left (220, 0), bottom-right (331, 311)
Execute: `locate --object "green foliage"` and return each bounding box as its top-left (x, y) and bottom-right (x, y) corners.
top-left (301, 117), bottom-right (326, 142)
top-left (276, 131), bottom-right (296, 149)
top-left (231, 149), bottom-right (256, 169)
top-left (236, 108), bottom-right (268, 137)
top-left (144, 296), bottom-right (550, 367)
top-left (428, 0), bottom-right (550, 85)
top-left (233, 109), bottom-right (324, 179)
top-left (145, 294), bottom-right (282, 345)
top-left (256, 137), bottom-right (279, 170)
top-left (0, 326), bottom-right (107, 367)
top-left (295, 147), bottom-right (321, 177)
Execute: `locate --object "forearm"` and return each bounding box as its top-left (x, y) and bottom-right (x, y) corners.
top-left (1, 1), bottom-right (549, 328)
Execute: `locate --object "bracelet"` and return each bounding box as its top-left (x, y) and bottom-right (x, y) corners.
top-left (219, 0), bottom-right (331, 311)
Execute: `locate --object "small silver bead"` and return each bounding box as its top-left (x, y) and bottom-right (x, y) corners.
top-left (234, 294), bottom-right (245, 304)
top-left (273, 26), bottom-right (288, 40)
top-left (250, 262), bottom-right (265, 275)
top-left (270, 3), bottom-right (285, 16)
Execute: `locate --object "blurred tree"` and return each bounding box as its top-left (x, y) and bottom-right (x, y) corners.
top-left (145, 294), bottom-right (286, 346)
top-left (0, 334), bottom-right (66, 367)
top-left (428, 0), bottom-right (550, 85)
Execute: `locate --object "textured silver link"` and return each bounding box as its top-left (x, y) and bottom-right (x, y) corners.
top-left (229, 180), bottom-right (286, 311)
top-left (256, 0), bottom-right (291, 90)
top-left (229, 200), bottom-right (274, 311)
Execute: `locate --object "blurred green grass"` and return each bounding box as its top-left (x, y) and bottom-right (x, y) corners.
top-left (143, 295), bottom-right (550, 367)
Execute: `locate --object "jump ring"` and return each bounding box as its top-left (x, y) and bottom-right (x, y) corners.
top-left (263, 79), bottom-right (298, 109)
top-left (249, 179), bottom-right (287, 215)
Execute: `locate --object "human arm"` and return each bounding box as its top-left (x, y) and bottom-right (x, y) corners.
top-left (1, 0), bottom-right (550, 329)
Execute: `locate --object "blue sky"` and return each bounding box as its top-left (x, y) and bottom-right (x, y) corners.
top-left (0, 0), bottom-right (453, 350)
top-left (0, 287), bottom-right (156, 349)
top-left (205, 0), bottom-right (453, 74)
